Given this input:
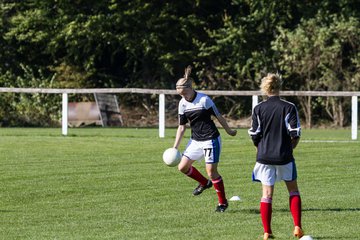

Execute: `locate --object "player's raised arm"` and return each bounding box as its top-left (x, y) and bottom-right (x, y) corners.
top-left (216, 114), bottom-right (237, 136)
top-left (208, 101), bottom-right (237, 136)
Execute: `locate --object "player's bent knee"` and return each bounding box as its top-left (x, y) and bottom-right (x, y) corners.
top-left (178, 161), bottom-right (191, 173)
top-left (178, 165), bottom-right (188, 173)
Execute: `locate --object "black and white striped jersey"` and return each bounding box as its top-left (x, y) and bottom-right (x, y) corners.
top-left (178, 91), bottom-right (220, 141)
top-left (248, 96), bottom-right (301, 165)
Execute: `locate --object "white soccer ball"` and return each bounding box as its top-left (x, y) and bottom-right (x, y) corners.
top-left (162, 148), bottom-right (181, 167)
top-left (300, 236), bottom-right (313, 240)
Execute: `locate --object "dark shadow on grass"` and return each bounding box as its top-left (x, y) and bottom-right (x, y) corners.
top-left (282, 207), bottom-right (360, 212)
top-left (0, 210), bottom-right (16, 213)
top-left (226, 208), bottom-right (260, 214)
top-left (228, 207), bottom-right (360, 214)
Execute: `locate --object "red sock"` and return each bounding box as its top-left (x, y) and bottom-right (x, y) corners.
top-left (185, 166), bottom-right (208, 186)
top-left (289, 192), bottom-right (302, 228)
top-left (212, 176), bottom-right (227, 205)
top-left (260, 198), bottom-right (272, 234)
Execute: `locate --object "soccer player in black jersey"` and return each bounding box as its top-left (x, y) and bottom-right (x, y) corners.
top-left (172, 66), bottom-right (237, 212)
top-left (248, 73), bottom-right (304, 239)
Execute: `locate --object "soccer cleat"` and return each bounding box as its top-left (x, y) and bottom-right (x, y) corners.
top-left (263, 232), bottom-right (274, 240)
top-left (215, 203), bottom-right (228, 212)
top-left (192, 179), bottom-right (213, 196)
top-left (293, 226), bottom-right (304, 238)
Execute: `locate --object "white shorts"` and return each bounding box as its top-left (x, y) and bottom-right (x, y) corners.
top-left (252, 161), bottom-right (297, 186)
top-left (182, 136), bottom-right (221, 164)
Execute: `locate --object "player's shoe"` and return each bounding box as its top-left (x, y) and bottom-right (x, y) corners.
top-left (215, 203), bottom-right (228, 212)
top-left (263, 232), bottom-right (274, 240)
top-left (193, 179), bottom-right (212, 196)
top-left (293, 226), bottom-right (304, 238)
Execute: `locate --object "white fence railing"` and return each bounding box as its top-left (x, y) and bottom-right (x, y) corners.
top-left (0, 88), bottom-right (359, 139)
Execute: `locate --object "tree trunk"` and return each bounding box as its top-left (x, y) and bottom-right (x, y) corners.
top-left (298, 96), bottom-right (312, 128)
top-left (325, 97), bottom-right (345, 127)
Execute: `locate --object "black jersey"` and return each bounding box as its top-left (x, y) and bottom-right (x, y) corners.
top-left (248, 96), bottom-right (301, 165)
top-left (178, 92), bottom-right (220, 141)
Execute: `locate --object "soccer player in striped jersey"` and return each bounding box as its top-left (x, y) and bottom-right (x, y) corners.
top-left (172, 66), bottom-right (237, 212)
top-left (248, 73), bottom-right (304, 239)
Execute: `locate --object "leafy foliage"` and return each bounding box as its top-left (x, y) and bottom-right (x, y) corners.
top-left (272, 14), bottom-right (360, 127)
top-left (0, 1), bottom-right (359, 126)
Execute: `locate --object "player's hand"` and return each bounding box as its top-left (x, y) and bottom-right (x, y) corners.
top-left (227, 129), bottom-right (237, 136)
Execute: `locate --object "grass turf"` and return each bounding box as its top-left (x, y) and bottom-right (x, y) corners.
top-left (0, 128), bottom-right (359, 239)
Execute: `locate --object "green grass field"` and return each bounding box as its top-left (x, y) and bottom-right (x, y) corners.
top-left (0, 128), bottom-right (359, 240)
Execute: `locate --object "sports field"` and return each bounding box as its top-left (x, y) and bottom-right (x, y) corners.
top-left (0, 128), bottom-right (359, 240)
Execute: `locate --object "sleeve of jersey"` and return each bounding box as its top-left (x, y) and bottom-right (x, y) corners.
top-left (179, 114), bottom-right (188, 125)
top-left (248, 108), bottom-right (262, 146)
top-left (204, 96), bottom-right (221, 117)
top-left (286, 106), bottom-right (301, 138)
top-left (178, 100), bottom-right (188, 125)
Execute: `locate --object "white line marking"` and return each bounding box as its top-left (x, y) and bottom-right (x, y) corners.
top-left (302, 140), bottom-right (358, 143)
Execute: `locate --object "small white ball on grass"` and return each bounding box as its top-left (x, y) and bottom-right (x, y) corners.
top-left (300, 236), bottom-right (313, 240)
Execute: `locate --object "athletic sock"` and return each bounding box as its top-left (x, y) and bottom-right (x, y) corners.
top-left (185, 166), bottom-right (208, 186)
top-left (289, 191), bottom-right (302, 228)
top-left (212, 176), bottom-right (227, 205)
top-left (260, 197), bottom-right (272, 234)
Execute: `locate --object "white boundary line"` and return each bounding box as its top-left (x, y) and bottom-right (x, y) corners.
top-left (301, 140), bottom-right (359, 143)
top-left (226, 139), bottom-right (358, 143)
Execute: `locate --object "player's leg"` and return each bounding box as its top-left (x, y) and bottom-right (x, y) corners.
top-left (205, 162), bottom-right (228, 212)
top-left (203, 136), bottom-right (228, 212)
top-left (253, 163), bottom-right (276, 239)
top-left (261, 184), bottom-right (274, 239)
top-left (178, 156), bottom-right (210, 192)
top-left (178, 139), bottom-right (210, 195)
top-left (277, 161), bottom-right (304, 238)
top-left (278, 161), bottom-right (303, 238)
top-left (286, 180), bottom-right (303, 238)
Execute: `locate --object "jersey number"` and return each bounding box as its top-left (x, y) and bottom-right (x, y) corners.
top-left (204, 148), bottom-right (212, 157)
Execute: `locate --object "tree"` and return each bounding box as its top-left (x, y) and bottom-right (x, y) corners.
top-left (1, 0), bottom-right (359, 126)
top-left (272, 14), bottom-right (360, 127)
top-left (193, 0), bottom-right (302, 117)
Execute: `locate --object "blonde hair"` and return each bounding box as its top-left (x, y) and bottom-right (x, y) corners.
top-left (260, 73), bottom-right (282, 95)
top-left (176, 65), bottom-right (193, 88)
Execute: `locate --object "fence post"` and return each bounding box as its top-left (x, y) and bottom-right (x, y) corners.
top-left (159, 93), bottom-right (165, 138)
top-left (351, 96), bottom-right (358, 140)
top-left (252, 95), bottom-right (258, 110)
top-left (62, 93), bottom-right (68, 136)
